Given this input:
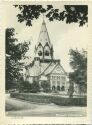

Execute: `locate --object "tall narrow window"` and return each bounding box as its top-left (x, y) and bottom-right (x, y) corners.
top-left (45, 50), bottom-right (49, 56)
top-left (38, 51), bottom-right (42, 56)
top-left (61, 86), bottom-right (65, 91)
top-left (52, 85), bottom-right (56, 91)
top-left (57, 86), bottom-right (60, 91)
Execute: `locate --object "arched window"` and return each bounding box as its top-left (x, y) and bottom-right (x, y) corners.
top-left (61, 86), bottom-right (65, 91)
top-left (52, 85), bottom-right (56, 91)
top-left (57, 86), bottom-right (60, 91)
top-left (45, 50), bottom-right (49, 56)
top-left (38, 51), bottom-right (42, 56)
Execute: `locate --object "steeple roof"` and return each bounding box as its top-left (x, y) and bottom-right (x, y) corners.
top-left (37, 19), bottom-right (52, 48)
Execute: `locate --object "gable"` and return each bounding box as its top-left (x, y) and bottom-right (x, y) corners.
top-left (51, 64), bottom-right (65, 75)
top-left (43, 62), bottom-right (56, 75)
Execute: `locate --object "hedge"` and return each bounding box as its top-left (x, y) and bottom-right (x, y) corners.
top-left (10, 92), bottom-right (87, 106)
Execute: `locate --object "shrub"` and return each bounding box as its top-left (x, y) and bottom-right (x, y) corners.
top-left (30, 81), bottom-right (40, 93)
top-left (18, 79), bottom-right (40, 93)
top-left (10, 92), bottom-right (87, 106)
top-left (68, 81), bottom-right (74, 98)
top-left (19, 81), bottom-right (31, 93)
top-left (41, 81), bottom-right (51, 93)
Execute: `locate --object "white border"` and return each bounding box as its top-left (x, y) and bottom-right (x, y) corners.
top-left (0, 1), bottom-right (92, 124)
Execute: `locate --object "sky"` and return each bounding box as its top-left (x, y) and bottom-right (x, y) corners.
top-left (2, 3), bottom-right (88, 72)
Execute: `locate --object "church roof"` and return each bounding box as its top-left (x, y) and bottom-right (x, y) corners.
top-left (40, 62), bottom-right (51, 73)
top-left (41, 62), bottom-right (56, 75)
top-left (37, 19), bottom-right (52, 48)
top-left (27, 60), bottom-right (66, 77)
top-left (27, 61), bottom-right (51, 77)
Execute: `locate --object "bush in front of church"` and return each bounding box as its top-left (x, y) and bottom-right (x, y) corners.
top-left (41, 81), bottom-right (51, 93)
top-left (18, 79), bottom-right (40, 93)
top-left (30, 81), bottom-right (40, 93)
top-left (18, 80), bottom-right (31, 93)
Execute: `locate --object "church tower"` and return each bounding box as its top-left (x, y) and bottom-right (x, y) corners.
top-left (25, 18), bottom-right (67, 93)
top-left (34, 19), bottom-right (54, 61)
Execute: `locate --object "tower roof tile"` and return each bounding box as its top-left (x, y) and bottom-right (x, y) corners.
top-left (37, 19), bottom-right (52, 48)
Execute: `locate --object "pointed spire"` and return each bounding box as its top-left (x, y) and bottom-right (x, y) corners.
top-left (42, 13), bottom-right (45, 24)
top-left (42, 19), bottom-right (45, 25)
top-left (37, 18), bottom-right (52, 48)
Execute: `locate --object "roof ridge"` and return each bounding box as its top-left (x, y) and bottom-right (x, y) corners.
top-left (42, 62), bottom-right (57, 75)
top-left (40, 62), bottom-right (53, 75)
top-left (46, 62), bottom-right (58, 75)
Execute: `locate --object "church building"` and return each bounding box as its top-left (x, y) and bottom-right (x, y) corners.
top-left (25, 20), bottom-right (68, 92)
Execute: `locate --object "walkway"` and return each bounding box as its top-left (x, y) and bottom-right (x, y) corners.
top-left (5, 94), bottom-right (86, 117)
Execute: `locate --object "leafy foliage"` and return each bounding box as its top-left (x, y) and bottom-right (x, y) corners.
top-left (63, 5), bottom-right (88, 26)
top-left (19, 80), bottom-right (31, 93)
top-left (14, 5), bottom-right (88, 26)
top-left (41, 81), bottom-right (51, 93)
top-left (30, 81), bottom-right (40, 93)
top-left (6, 28), bottom-right (30, 90)
top-left (18, 79), bottom-right (40, 93)
top-left (68, 81), bottom-right (74, 98)
top-left (69, 49), bottom-right (87, 94)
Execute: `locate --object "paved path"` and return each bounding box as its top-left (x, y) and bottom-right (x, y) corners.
top-left (5, 94), bottom-right (86, 117)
